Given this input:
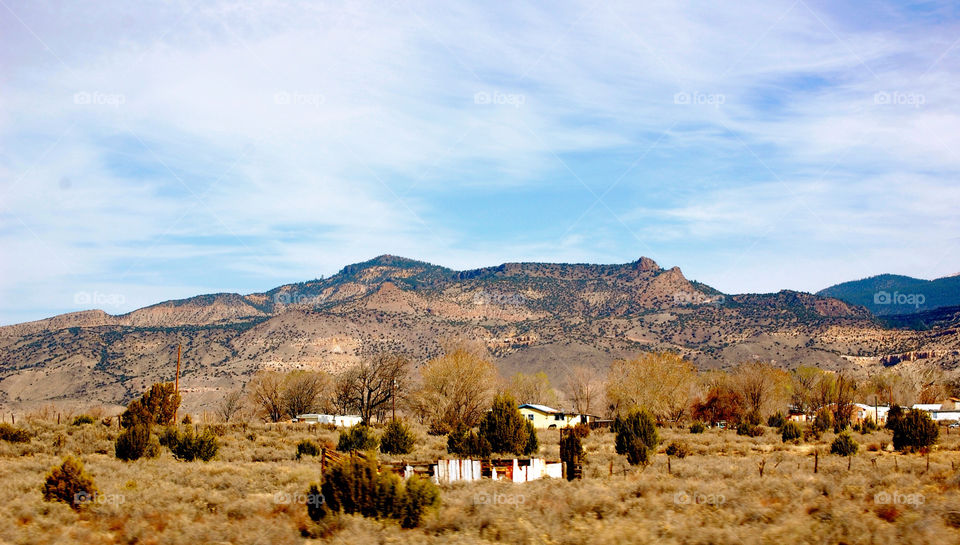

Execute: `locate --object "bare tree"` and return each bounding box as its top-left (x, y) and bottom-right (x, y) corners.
top-left (732, 361), bottom-right (790, 419)
top-left (507, 371), bottom-right (558, 407)
top-left (564, 365), bottom-right (602, 415)
top-left (813, 371), bottom-right (837, 411)
top-left (789, 365), bottom-right (822, 415)
top-left (331, 371), bottom-right (357, 416)
top-left (216, 389), bottom-right (245, 423)
top-left (834, 371), bottom-right (855, 428)
top-left (282, 371), bottom-right (331, 419)
top-left (606, 352), bottom-right (698, 422)
top-left (412, 346), bottom-right (497, 433)
top-left (345, 353), bottom-right (410, 424)
top-left (247, 370), bottom-right (286, 422)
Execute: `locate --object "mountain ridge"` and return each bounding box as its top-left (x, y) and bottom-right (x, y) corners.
top-left (818, 273), bottom-right (960, 316)
top-left (1, 255), bottom-right (957, 413)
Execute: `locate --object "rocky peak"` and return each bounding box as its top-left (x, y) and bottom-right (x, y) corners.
top-left (633, 257), bottom-right (661, 272)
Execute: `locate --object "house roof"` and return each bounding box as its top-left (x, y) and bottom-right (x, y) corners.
top-left (518, 404), bottom-right (561, 414)
top-left (912, 404), bottom-right (943, 411)
top-left (854, 403), bottom-right (890, 412)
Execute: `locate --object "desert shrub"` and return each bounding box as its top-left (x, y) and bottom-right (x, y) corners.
top-left (743, 410), bottom-right (762, 426)
top-left (833, 409), bottom-right (853, 433)
top-left (889, 409), bottom-right (938, 452)
top-left (181, 414), bottom-right (192, 425)
top-left (380, 419), bottom-right (416, 455)
top-left (157, 426), bottom-right (178, 448)
top-left (665, 440), bottom-right (690, 459)
top-left (812, 407), bottom-right (833, 435)
top-left (427, 421), bottom-right (450, 435)
top-left (337, 425), bottom-right (379, 452)
top-left (560, 431), bottom-right (585, 480)
top-left (297, 439), bottom-right (322, 460)
top-left (570, 423), bottom-right (591, 439)
top-left (52, 433), bottom-right (66, 453)
top-left (613, 408), bottom-right (659, 466)
top-left (0, 423), bottom-right (31, 443)
top-left (121, 382), bottom-right (181, 428)
top-left (401, 474), bottom-right (442, 528)
top-left (168, 427), bottom-right (219, 461)
top-left (860, 417), bottom-right (878, 433)
top-left (689, 421), bottom-right (706, 434)
top-left (145, 435), bottom-right (162, 458)
top-left (71, 415), bottom-right (96, 426)
top-left (885, 405), bottom-right (903, 429)
top-left (830, 432), bottom-right (859, 456)
top-left (766, 411), bottom-right (786, 428)
top-left (446, 424), bottom-right (492, 457)
top-left (780, 421), bottom-right (802, 442)
top-left (866, 442), bottom-right (880, 452)
top-left (523, 420), bottom-right (539, 455)
top-left (478, 394), bottom-right (535, 455)
top-left (41, 456), bottom-right (98, 511)
top-left (115, 424), bottom-right (151, 461)
top-left (308, 456), bottom-right (440, 528)
top-left (736, 422), bottom-right (764, 437)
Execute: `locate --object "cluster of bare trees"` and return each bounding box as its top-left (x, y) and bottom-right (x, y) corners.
top-left (218, 343), bottom-right (956, 426)
top-left (603, 353), bottom-right (956, 426)
top-left (606, 352), bottom-right (699, 422)
top-left (246, 370), bottom-right (332, 422)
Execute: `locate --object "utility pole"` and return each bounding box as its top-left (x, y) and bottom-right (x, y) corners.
top-left (392, 378), bottom-right (397, 421)
top-left (174, 344), bottom-right (182, 422)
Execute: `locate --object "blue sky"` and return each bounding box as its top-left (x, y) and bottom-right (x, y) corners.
top-left (1, 0), bottom-right (959, 324)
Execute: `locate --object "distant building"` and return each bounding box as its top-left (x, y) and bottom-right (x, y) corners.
top-left (853, 403), bottom-right (889, 424)
top-left (911, 403), bottom-right (960, 422)
top-left (788, 407), bottom-right (808, 422)
top-left (293, 414), bottom-right (362, 427)
top-left (518, 404), bottom-right (595, 429)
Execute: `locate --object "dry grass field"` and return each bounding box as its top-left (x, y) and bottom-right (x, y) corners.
top-left (3, 417), bottom-right (960, 545)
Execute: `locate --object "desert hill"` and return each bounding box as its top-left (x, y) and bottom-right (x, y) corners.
top-left (1, 255), bottom-right (958, 413)
top-left (819, 273), bottom-right (960, 316)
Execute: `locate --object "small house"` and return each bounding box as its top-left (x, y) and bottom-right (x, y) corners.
top-left (518, 404), bottom-right (593, 429)
top-left (788, 407), bottom-right (808, 422)
top-left (911, 403), bottom-right (960, 422)
top-left (853, 403), bottom-right (888, 425)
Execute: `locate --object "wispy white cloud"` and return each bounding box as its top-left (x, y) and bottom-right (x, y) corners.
top-left (1, 0), bottom-right (959, 323)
